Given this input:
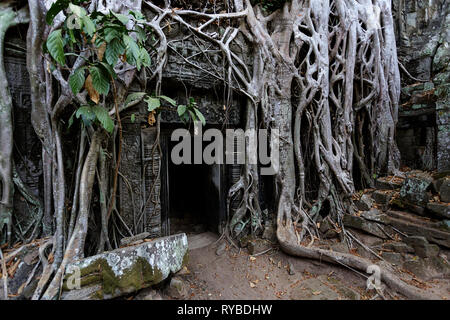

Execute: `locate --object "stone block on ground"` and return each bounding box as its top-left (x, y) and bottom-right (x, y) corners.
top-left (375, 178), bottom-right (403, 190)
top-left (319, 218), bottom-right (339, 239)
top-left (343, 214), bottom-right (388, 239)
top-left (247, 239), bottom-right (272, 255)
top-left (414, 244), bottom-right (440, 258)
top-left (372, 190), bottom-right (393, 205)
top-left (383, 242), bottom-right (415, 253)
top-left (399, 176), bottom-right (432, 206)
top-left (355, 194), bottom-right (374, 211)
top-left (134, 288), bottom-right (163, 300)
top-left (426, 202), bottom-right (450, 219)
top-left (262, 223), bottom-right (276, 241)
top-left (382, 252), bottom-right (404, 266)
top-left (166, 276), bottom-right (188, 299)
top-left (61, 233), bottom-right (188, 300)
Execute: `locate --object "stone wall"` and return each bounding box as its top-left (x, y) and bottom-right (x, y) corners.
top-left (393, 0), bottom-right (450, 172)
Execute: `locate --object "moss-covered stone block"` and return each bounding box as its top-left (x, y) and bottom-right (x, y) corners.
top-left (62, 233), bottom-right (188, 300)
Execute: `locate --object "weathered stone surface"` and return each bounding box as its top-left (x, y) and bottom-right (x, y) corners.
top-left (120, 232), bottom-right (151, 247)
top-left (61, 233), bottom-right (188, 300)
top-left (399, 176), bottom-right (432, 206)
top-left (372, 190), bottom-right (392, 205)
top-left (329, 242), bottom-right (349, 254)
top-left (355, 194), bottom-right (374, 211)
top-left (382, 252), bottom-right (404, 266)
top-left (215, 241), bottom-right (227, 256)
top-left (426, 202), bottom-right (450, 219)
top-left (403, 258), bottom-right (428, 279)
top-left (439, 178), bottom-right (450, 202)
top-left (135, 288), bottom-right (163, 300)
top-left (415, 244), bottom-right (440, 258)
top-left (386, 211), bottom-right (450, 248)
top-left (404, 235), bottom-right (429, 247)
top-left (247, 239), bottom-right (272, 255)
top-left (319, 218), bottom-right (339, 239)
top-left (375, 178), bottom-right (403, 190)
top-left (262, 223), bottom-right (276, 241)
top-left (166, 276), bottom-right (188, 299)
top-left (383, 242), bottom-right (415, 253)
top-left (343, 212), bottom-right (388, 239)
top-left (404, 236), bottom-right (440, 258)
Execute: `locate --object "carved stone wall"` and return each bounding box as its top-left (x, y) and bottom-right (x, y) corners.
top-left (393, 0), bottom-right (449, 172)
top-left (4, 42), bottom-right (43, 227)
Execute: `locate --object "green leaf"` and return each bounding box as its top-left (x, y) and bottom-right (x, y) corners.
top-left (130, 10), bottom-right (145, 22)
top-left (130, 113), bottom-right (136, 123)
top-left (76, 105), bottom-right (96, 126)
top-left (68, 110), bottom-right (76, 128)
top-left (68, 3), bottom-right (87, 17)
top-left (188, 110), bottom-right (197, 123)
top-left (105, 38), bottom-right (125, 65)
top-left (177, 105), bottom-right (187, 116)
top-left (46, 0), bottom-right (70, 25)
top-left (98, 62), bottom-right (116, 79)
top-left (135, 25), bottom-right (146, 43)
top-left (112, 12), bottom-right (130, 25)
top-left (81, 16), bottom-right (96, 37)
top-left (145, 97), bottom-right (160, 112)
top-left (104, 27), bottom-right (121, 42)
top-left (68, 67), bottom-right (85, 95)
top-left (92, 105), bottom-right (114, 133)
top-left (194, 108), bottom-right (206, 126)
top-left (123, 35), bottom-right (140, 64)
top-left (89, 66), bottom-right (110, 95)
top-left (159, 95), bottom-right (177, 107)
top-left (139, 47), bottom-right (151, 68)
top-left (125, 92), bottom-right (147, 105)
top-left (47, 30), bottom-right (66, 65)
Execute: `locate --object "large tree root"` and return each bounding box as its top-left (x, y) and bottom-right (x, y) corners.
top-left (276, 224), bottom-right (436, 300)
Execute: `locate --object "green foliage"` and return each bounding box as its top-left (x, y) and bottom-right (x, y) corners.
top-left (71, 105), bottom-right (114, 132)
top-left (177, 97), bottom-right (205, 125)
top-left (89, 66), bottom-right (110, 95)
top-left (68, 67), bottom-right (85, 94)
top-left (124, 92), bottom-right (205, 125)
top-left (46, 30), bottom-right (66, 66)
top-left (45, 1), bottom-right (158, 133)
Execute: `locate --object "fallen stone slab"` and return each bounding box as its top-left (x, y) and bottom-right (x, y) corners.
top-left (355, 194), bottom-right (374, 211)
top-left (386, 211), bottom-right (450, 249)
top-left (61, 233), bottom-right (188, 300)
top-left (343, 214), bottom-right (388, 239)
top-left (383, 242), bottom-right (415, 253)
top-left (372, 190), bottom-right (392, 205)
top-left (426, 202), bottom-right (450, 219)
top-left (375, 177), bottom-right (403, 190)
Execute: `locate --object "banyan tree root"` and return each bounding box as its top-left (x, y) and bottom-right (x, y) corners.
top-left (276, 224), bottom-right (436, 300)
top-left (3, 0), bottom-right (406, 299)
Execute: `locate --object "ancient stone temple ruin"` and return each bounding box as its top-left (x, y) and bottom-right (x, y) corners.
top-left (393, 0), bottom-right (450, 172)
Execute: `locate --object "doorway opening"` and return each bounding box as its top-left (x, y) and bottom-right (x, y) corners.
top-left (165, 133), bottom-right (225, 236)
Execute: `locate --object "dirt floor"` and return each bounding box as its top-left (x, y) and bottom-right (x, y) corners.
top-left (155, 232), bottom-right (450, 300)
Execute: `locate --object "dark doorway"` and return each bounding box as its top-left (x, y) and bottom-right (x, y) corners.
top-left (163, 131), bottom-right (225, 235)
